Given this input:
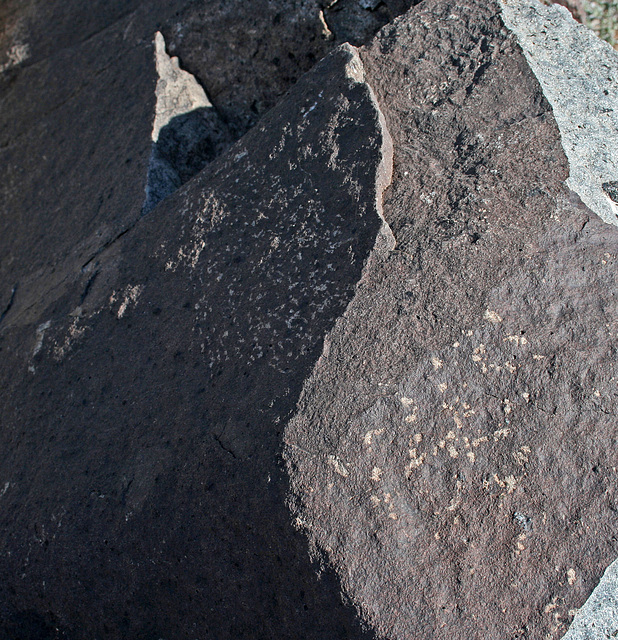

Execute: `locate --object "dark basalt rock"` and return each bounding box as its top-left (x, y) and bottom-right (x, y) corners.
top-left (2, 0), bottom-right (617, 637)
top-left (285, 1), bottom-right (618, 639)
top-left (0, 44), bottom-right (391, 639)
top-left (0, 0), bottom-right (415, 340)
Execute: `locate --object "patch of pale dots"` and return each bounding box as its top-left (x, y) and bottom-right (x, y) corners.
top-left (325, 303), bottom-right (616, 568)
top-left (27, 284), bottom-right (144, 372)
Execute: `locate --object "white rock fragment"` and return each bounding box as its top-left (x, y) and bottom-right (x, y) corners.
top-left (562, 558), bottom-right (618, 639)
top-left (152, 31), bottom-right (212, 143)
top-left (500, 0), bottom-right (618, 226)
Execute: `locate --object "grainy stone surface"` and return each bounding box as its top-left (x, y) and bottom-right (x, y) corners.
top-left (163, 0), bottom-right (419, 139)
top-left (0, 0), bottom-right (415, 342)
top-left (285, 1), bottom-right (618, 639)
top-left (2, 0), bottom-right (618, 637)
top-left (0, 44), bottom-right (391, 639)
top-left (562, 558), bottom-right (618, 639)
top-left (501, 0), bottom-right (618, 226)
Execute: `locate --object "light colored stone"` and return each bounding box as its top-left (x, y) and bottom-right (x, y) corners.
top-left (152, 31), bottom-right (211, 142)
top-left (500, 0), bottom-right (618, 226)
top-left (562, 558), bottom-right (618, 639)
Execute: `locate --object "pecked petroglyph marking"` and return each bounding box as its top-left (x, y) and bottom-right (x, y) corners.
top-left (110, 284), bottom-right (144, 319)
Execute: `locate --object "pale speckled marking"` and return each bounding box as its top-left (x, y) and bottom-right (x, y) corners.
top-left (327, 455), bottom-right (349, 477)
top-left (363, 428), bottom-right (385, 446)
top-left (484, 309), bottom-right (503, 323)
top-left (52, 315), bottom-right (88, 360)
top-left (116, 284), bottom-right (144, 319)
top-left (28, 320), bottom-right (52, 373)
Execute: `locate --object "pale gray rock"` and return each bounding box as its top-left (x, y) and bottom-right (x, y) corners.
top-left (562, 558), bottom-right (618, 639)
top-left (151, 31), bottom-right (211, 143)
top-left (143, 31), bottom-right (232, 213)
top-left (500, 0), bottom-right (618, 226)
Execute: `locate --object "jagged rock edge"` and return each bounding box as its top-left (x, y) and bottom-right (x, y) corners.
top-left (284, 42), bottom-right (394, 632)
top-left (341, 43), bottom-right (395, 253)
top-left (499, 0), bottom-right (618, 227)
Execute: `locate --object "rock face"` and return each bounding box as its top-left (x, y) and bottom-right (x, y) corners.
top-left (501, 0), bottom-right (618, 226)
top-left (562, 557), bottom-right (618, 640)
top-left (1, 0), bottom-right (618, 638)
top-left (0, 43), bottom-right (391, 639)
top-left (285, 1), bottom-right (618, 639)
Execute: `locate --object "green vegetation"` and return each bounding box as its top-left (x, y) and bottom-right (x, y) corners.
top-left (584, 1), bottom-right (618, 47)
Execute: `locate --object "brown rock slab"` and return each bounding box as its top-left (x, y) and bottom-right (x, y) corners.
top-left (285, 1), bottom-right (618, 638)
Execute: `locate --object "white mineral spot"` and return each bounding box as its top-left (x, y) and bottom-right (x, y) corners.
top-left (327, 455), bottom-right (349, 477)
top-left (568, 568), bottom-right (577, 585)
top-left (493, 427), bottom-right (511, 440)
top-left (505, 334), bottom-right (529, 346)
top-left (0, 41), bottom-right (29, 74)
top-left (117, 284), bottom-right (144, 319)
top-left (363, 428), bottom-right (385, 446)
top-left (431, 356), bottom-right (443, 369)
top-left (484, 309), bottom-right (503, 323)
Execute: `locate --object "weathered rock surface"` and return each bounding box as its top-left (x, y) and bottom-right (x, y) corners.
top-left (285, 1), bottom-right (618, 639)
top-left (2, 0), bottom-right (618, 638)
top-left (501, 0), bottom-right (618, 226)
top-left (163, 0), bottom-right (419, 138)
top-left (0, 43), bottom-right (391, 639)
top-left (563, 557), bottom-right (618, 639)
top-left (0, 0), bottom-right (415, 341)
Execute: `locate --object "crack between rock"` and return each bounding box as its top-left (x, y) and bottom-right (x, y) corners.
top-left (213, 433), bottom-right (237, 459)
top-left (0, 283), bottom-right (17, 325)
top-left (80, 218), bottom-right (142, 272)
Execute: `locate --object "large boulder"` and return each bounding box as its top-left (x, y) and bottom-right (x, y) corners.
top-left (0, 41), bottom-right (391, 638)
top-left (1, 0), bottom-right (618, 638)
top-left (285, 1), bottom-right (618, 639)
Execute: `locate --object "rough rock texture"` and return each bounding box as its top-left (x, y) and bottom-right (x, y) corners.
top-left (0, 14), bottom-right (157, 334)
top-left (0, 45), bottom-right (391, 639)
top-left (563, 557), bottom-right (618, 639)
top-left (501, 0), bottom-right (618, 226)
top-left (2, 0), bottom-right (618, 638)
top-left (163, 0), bottom-right (419, 139)
top-left (285, 1), bottom-right (618, 639)
top-left (0, 0), bottom-right (416, 342)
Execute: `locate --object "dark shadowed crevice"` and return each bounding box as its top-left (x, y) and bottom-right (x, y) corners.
top-left (143, 105), bottom-right (233, 213)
